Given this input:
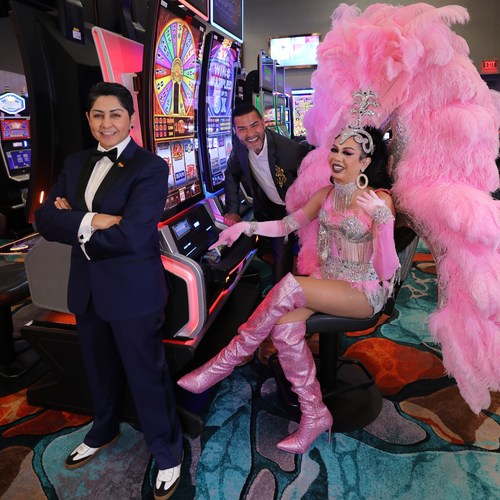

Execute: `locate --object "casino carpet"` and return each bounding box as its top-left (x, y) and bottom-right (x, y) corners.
top-left (0, 241), bottom-right (499, 499)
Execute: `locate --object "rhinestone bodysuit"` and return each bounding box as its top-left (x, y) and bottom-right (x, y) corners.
top-left (315, 187), bottom-right (395, 313)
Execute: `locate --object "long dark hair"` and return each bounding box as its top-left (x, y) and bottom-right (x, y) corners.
top-left (362, 126), bottom-right (391, 189)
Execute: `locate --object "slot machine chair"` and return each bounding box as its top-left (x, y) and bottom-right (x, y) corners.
top-left (270, 227), bottom-right (419, 431)
top-left (0, 261), bottom-right (34, 378)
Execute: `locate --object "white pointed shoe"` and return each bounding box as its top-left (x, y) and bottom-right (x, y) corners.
top-left (65, 434), bottom-right (119, 469)
top-left (154, 463), bottom-right (181, 499)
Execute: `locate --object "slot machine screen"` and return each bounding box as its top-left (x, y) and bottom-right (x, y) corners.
top-left (198, 31), bottom-right (240, 193)
top-left (1, 119), bottom-right (31, 179)
top-left (178, 0), bottom-right (209, 21)
top-left (275, 94), bottom-right (287, 128)
top-left (258, 51), bottom-right (275, 93)
top-left (261, 91), bottom-right (275, 128)
top-left (210, 0), bottom-right (243, 43)
top-left (1, 118), bottom-right (31, 141)
top-left (269, 33), bottom-right (320, 68)
top-left (275, 65), bottom-right (285, 94)
top-left (170, 205), bottom-right (219, 260)
top-left (291, 88), bottom-right (314, 138)
top-left (142, 0), bottom-right (206, 220)
top-left (3, 147), bottom-right (31, 179)
top-left (5, 148), bottom-right (30, 170)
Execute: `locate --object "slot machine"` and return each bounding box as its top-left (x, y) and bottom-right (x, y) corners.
top-left (141, 0), bottom-right (256, 373)
top-left (0, 115), bottom-right (30, 184)
top-left (92, 26), bottom-right (145, 146)
top-left (0, 91), bottom-right (32, 237)
top-left (290, 88), bottom-right (314, 140)
top-left (253, 52), bottom-right (277, 129)
top-left (260, 90), bottom-right (277, 131)
top-left (197, 31), bottom-right (247, 223)
top-left (274, 64), bottom-right (290, 137)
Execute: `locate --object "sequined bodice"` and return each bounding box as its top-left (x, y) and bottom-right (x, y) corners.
top-left (317, 191), bottom-right (378, 283)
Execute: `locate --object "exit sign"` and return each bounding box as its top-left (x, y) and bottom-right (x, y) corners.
top-left (482, 59), bottom-right (498, 74)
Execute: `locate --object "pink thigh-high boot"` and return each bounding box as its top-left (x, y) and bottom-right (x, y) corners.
top-left (177, 273), bottom-right (307, 394)
top-left (271, 322), bottom-right (333, 454)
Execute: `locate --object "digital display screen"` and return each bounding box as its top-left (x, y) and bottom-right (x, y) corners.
top-left (177, 0), bottom-right (208, 20)
top-left (275, 65), bottom-right (285, 94)
top-left (171, 204), bottom-right (219, 260)
top-left (275, 95), bottom-right (287, 127)
top-left (291, 88), bottom-right (314, 138)
top-left (259, 52), bottom-right (275, 92)
top-left (203, 33), bottom-right (238, 192)
top-left (151, 3), bottom-right (205, 217)
top-left (6, 149), bottom-right (31, 171)
top-left (210, 0), bottom-right (243, 43)
top-left (172, 218), bottom-right (191, 239)
top-left (270, 34), bottom-right (320, 68)
top-left (1, 118), bottom-right (31, 141)
top-left (262, 91), bottom-right (275, 128)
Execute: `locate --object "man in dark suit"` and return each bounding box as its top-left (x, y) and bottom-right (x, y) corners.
top-left (224, 103), bottom-right (310, 282)
top-left (35, 82), bottom-right (182, 500)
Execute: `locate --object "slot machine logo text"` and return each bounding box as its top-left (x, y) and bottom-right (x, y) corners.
top-left (0, 93), bottom-right (26, 115)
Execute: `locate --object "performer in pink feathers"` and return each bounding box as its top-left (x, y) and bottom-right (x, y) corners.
top-left (178, 91), bottom-right (400, 454)
top-left (286, 3), bottom-right (500, 415)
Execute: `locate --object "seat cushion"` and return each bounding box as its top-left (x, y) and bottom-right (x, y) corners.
top-left (306, 312), bottom-right (381, 334)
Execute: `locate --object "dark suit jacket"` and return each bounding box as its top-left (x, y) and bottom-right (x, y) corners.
top-left (224, 128), bottom-right (310, 221)
top-left (35, 139), bottom-right (169, 321)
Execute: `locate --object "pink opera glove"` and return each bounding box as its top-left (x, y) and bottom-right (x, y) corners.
top-left (209, 221), bottom-right (249, 248)
top-left (209, 209), bottom-right (310, 249)
top-left (357, 191), bottom-right (399, 281)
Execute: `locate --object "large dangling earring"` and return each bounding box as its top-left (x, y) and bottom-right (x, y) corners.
top-left (329, 175), bottom-right (335, 185)
top-left (356, 171), bottom-right (369, 189)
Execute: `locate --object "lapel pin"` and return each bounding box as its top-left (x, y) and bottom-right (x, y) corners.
top-left (275, 165), bottom-right (287, 188)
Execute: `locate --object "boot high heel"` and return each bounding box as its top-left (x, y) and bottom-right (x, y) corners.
top-left (277, 404), bottom-right (333, 454)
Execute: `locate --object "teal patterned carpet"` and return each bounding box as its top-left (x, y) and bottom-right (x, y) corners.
top-left (1, 241), bottom-right (499, 499)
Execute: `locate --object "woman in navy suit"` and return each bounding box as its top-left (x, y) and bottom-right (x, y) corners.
top-left (35, 82), bottom-right (182, 499)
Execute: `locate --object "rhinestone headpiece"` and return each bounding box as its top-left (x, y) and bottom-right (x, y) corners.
top-left (338, 89), bottom-right (379, 155)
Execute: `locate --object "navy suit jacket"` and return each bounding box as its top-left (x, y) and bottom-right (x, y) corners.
top-left (224, 128), bottom-right (310, 221)
top-left (35, 139), bottom-right (169, 321)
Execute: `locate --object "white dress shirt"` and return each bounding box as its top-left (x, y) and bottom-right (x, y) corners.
top-left (77, 136), bottom-right (131, 257)
top-left (248, 135), bottom-right (285, 206)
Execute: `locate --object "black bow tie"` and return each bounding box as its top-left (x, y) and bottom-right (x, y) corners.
top-left (91, 148), bottom-right (118, 163)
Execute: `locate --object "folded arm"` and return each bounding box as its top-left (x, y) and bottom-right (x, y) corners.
top-left (35, 165), bottom-right (89, 245)
top-left (84, 161), bottom-right (167, 259)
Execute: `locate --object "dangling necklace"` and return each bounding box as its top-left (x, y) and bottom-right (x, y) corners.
top-left (333, 181), bottom-right (356, 213)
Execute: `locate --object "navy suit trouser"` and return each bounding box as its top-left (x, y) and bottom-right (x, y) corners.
top-left (76, 299), bottom-right (183, 469)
